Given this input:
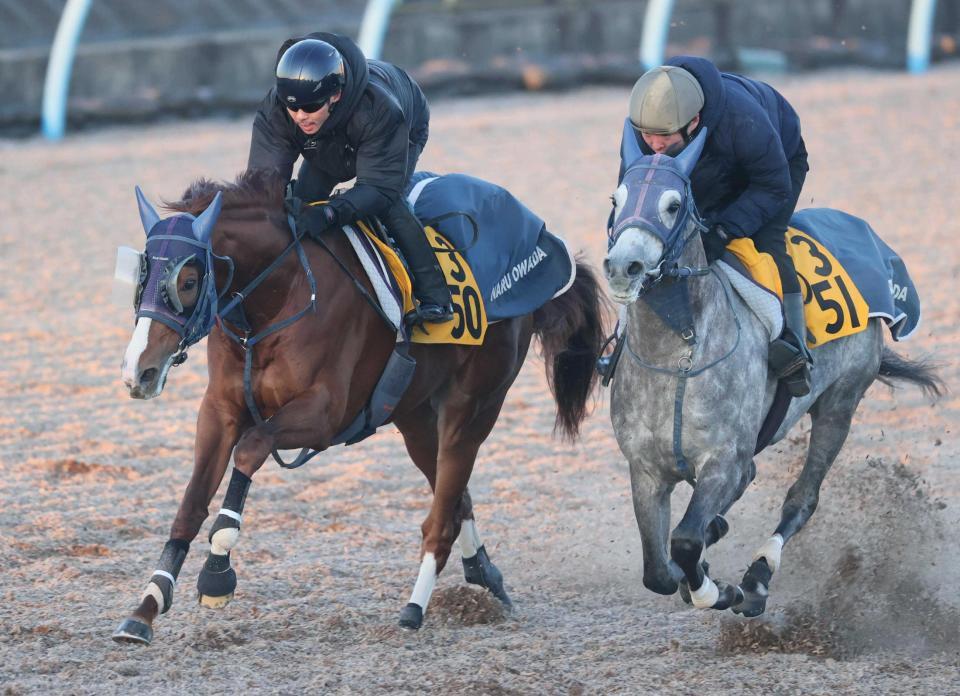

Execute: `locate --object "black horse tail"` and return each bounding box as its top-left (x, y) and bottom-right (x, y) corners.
top-left (533, 259), bottom-right (608, 440)
top-left (877, 347), bottom-right (945, 399)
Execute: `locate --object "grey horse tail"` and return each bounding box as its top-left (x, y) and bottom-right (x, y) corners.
top-left (877, 347), bottom-right (945, 399)
top-left (532, 258), bottom-right (608, 441)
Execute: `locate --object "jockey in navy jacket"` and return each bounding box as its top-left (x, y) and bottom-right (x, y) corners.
top-left (618, 55), bottom-right (804, 238)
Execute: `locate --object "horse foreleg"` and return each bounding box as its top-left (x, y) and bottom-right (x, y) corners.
top-left (628, 465), bottom-right (681, 595)
top-left (113, 397), bottom-right (242, 645)
top-left (735, 389), bottom-right (864, 617)
top-left (194, 389), bottom-right (338, 610)
top-left (671, 458), bottom-right (752, 610)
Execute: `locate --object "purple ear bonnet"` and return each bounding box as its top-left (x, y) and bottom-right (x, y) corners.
top-left (133, 187), bottom-right (224, 347)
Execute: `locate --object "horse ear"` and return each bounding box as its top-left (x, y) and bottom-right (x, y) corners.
top-left (191, 191), bottom-right (223, 243)
top-left (135, 185), bottom-right (161, 235)
top-left (674, 127), bottom-right (708, 177)
top-left (621, 117), bottom-right (644, 168)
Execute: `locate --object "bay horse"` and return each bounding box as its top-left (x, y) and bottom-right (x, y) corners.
top-left (603, 126), bottom-right (942, 616)
top-left (112, 170), bottom-right (604, 644)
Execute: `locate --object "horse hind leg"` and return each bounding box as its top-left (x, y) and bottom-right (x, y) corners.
top-left (734, 372), bottom-right (873, 617)
top-left (397, 395), bottom-right (512, 630)
top-left (458, 491), bottom-right (511, 608)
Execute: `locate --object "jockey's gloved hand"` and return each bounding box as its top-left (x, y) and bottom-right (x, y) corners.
top-left (702, 224), bottom-right (730, 262)
top-left (296, 204), bottom-right (338, 240)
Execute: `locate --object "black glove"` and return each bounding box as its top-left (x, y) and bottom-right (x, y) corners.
top-left (702, 223), bottom-right (730, 262)
top-left (296, 203), bottom-right (338, 240)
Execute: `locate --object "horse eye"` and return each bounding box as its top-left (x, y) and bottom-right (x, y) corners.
top-left (668, 201), bottom-right (681, 214)
top-left (183, 279), bottom-right (197, 290)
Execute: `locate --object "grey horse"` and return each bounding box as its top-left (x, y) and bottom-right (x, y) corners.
top-left (603, 125), bottom-right (942, 615)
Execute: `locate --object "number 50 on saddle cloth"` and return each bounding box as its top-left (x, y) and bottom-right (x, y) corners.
top-left (346, 172), bottom-right (577, 346)
top-left (724, 207), bottom-right (921, 348)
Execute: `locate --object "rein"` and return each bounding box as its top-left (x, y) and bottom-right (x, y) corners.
top-left (624, 267), bottom-right (742, 484)
top-left (612, 156), bottom-right (736, 484)
top-left (214, 211), bottom-right (401, 470)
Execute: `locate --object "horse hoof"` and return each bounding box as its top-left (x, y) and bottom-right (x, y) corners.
top-left (732, 588), bottom-right (768, 617)
top-left (197, 563), bottom-right (236, 602)
top-left (462, 546), bottom-right (512, 608)
top-left (712, 582), bottom-right (744, 611)
top-left (398, 602), bottom-right (423, 630)
top-left (112, 617), bottom-right (153, 645)
top-left (198, 592), bottom-right (234, 609)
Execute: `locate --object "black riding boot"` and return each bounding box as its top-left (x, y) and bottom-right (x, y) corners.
top-left (768, 292), bottom-right (812, 397)
top-left (383, 199), bottom-right (453, 323)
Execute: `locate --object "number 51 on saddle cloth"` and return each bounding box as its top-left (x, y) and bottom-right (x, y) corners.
top-left (723, 207), bottom-right (920, 348)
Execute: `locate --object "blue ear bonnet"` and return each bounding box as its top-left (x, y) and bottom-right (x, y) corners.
top-left (610, 121), bottom-right (708, 261)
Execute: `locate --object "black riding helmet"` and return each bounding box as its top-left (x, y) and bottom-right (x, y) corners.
top-left (275, 39), bottom-right (345, 109)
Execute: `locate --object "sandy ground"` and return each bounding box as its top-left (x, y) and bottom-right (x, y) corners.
top-left (1, 65), bottom-right (959, 695)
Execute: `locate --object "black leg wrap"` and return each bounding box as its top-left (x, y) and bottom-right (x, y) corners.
top-left (151, 538), bottom-right (189, 614)
top-left (462, 546), bottom-right (512, 608)
top-left (398, 602), bottom-right (424, 630)
top-left (197, 551), bottom-right (237, 598)
top-left (732, 558), bottom-right (773, 617)
top-left (223, 468), bottom-right (251, 515)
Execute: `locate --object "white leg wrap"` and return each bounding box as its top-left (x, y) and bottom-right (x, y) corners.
top-left (753, 534), bottom-right (784, 574)
top-left (408, 553), bottom-right (437, 609)
top-left (210, 527), bottom-right (240, 556)
top-left (458, 520), bottom-right (482, 559)
top-left (141, 581), bottom-right (166, 611)
top-left (690, 575), bottom-right (720, 609)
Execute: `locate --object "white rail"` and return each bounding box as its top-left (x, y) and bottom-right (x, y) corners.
top-left (358, 0), bottom-right (402, 60)
top-left (639, 0), bottom-right (675, 71)
top-left (907, 0), bottom-right (937, 73)
top-left (41, 0), bottom-right (93, 140)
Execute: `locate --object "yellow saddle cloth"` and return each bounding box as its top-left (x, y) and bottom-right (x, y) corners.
top-left (354, 220), bottom-right (488, 345)
top-left (726, 227), bottom-right (869, 348)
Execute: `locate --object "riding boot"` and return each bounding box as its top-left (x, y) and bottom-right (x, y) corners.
top-left (768, 292), bottom-right (812, 397)
top-left (383, 199), bottom-right (453, 323)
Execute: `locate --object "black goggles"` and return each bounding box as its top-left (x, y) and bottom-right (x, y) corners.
top-left (287, 98), bottom-right (330, 114)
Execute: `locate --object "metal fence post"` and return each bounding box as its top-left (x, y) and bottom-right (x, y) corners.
top-left (41, 0), bottom-right (93, 140)
top-left (640, 0), bottom-right (675, 70)
top-left (358, 0), bottom-right (403, 60)
top-left (907, 0), bottom-right (937, 73)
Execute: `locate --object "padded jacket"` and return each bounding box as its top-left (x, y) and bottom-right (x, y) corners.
top-left (619, 56), bottom-right (805, 237)
top-left (248, 32), bottom-right (429, 221)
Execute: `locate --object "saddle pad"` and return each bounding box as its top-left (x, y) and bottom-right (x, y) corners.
top-left (346, 219), bottom-right (488, 345)
top-left (723, 209), bottom-right (919, 347)
top-left (407, 172), bottom-right (577, 322)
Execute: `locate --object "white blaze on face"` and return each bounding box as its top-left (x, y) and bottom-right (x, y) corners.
top-left (121, 317), bottom-right (153, 386)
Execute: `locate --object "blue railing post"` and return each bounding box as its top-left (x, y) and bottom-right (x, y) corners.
top-left (640, 0), bottom-right (675, 70)
top-left (358, 0), bottom-right (402, 60)
top-left (907, 0), bottom-right (937, 73)
top-left (41, 0), bottom-right (93, 140)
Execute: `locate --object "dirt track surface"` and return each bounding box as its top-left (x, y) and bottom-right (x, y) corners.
top-left (1, 65), bottom-right (959, 694)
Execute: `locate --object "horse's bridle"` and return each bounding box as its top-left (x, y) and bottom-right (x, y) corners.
top-left (608, 160), bottom-right (711, 294)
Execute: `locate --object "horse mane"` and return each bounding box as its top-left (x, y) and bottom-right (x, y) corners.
top-left (163, 169), bottom-right (287, 217)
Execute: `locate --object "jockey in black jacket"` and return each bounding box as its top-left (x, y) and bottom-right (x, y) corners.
top-left (617, 56), bottom-right (812, 396)
top-left (248, 32), bottom-right (453, 323)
